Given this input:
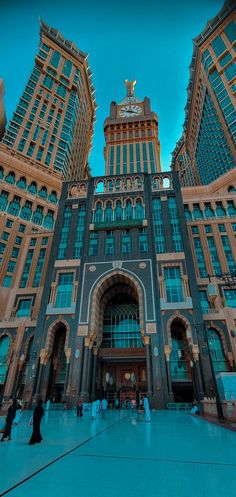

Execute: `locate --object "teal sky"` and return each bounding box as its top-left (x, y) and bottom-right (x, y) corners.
top-left (1, 0), bottom-right (224, 177)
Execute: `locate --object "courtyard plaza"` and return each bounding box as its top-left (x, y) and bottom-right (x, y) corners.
top-left (0, 409), bottom-right (236, 497)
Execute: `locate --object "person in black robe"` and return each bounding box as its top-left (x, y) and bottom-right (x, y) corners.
top-left (28, 399), bottom-right (44, 445)
top-left (1, 399), bottom-right (21, 441)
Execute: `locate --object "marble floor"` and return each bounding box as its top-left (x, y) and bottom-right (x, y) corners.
top-left (0, 409), bottom-right (236, 497)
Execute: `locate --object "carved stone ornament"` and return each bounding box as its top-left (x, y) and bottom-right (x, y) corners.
top-left (69, 185), bottom-right (79, 197)
top-left (139, 262), bottom-right (146, 269)
top-left (113, 261), bottom-right (123, 269)
top-left (89, 265), bottom-right (96, 272)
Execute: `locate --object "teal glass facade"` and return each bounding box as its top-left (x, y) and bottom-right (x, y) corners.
top-left (196, 91), bottom-right (235, 184)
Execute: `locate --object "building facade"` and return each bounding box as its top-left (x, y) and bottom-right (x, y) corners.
top-left (19, 84), bottom-right (234, 410)
top-left (172, 1), bottom-right (236, 186)
top-left (0, 22), bottom-right (96, 401)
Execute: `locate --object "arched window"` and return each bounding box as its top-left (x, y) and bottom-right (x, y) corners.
top-left (184, 205), bottom-right (192, 221)
top-left (163, 176), bottom-right (170, 189)
top-left (16, 177), bottom-right (26, 190)
top-left (48, 191), bottom-right (58, 204)
top-left (44, 210), bottom-right (54, 229)
top-left (0, 335), bottom-right (11, 384)
top-left (208, 328), bottom-right (230, 373)
top-left (228, 185), bottom-right (236, 193)
top-left (5, 171), bottom-right (15, 184)
top-left (215, 202), bottom-right (226, 218)
top-left (0, 190), bottom-right (9, 211)
top-left (135, 177), bottom-right (142, 189)
top-left (204, 203), bottom-right (215, 219)
top-left (104, 202), bottom-right (113, 222)
top-left (20, 200), bottom-right (32, 221)
top-left (152, 178), bottom-right (159, 190)
top-left (38, 186), bottom-right (48, 199)
top-left (28, 182), bottom-right (37, 195)
top-left (115, 179), bottom-right (121, 191)
top-left (135, 199), bottom-right (144, 219)
top-left (193, 204), bottom-right (203, 220)
top-left (125, 200), bottom-right (133, 220)
top-left (8, 195), bottom-right (21, 216)
top-left (0, 167), bottom-right (4, 180)
top-left (115, 201), bottom-right (123, 221)
top-left (227, 200), bottom-right (236, 217)
top-left (32, 205), bottom-right (43, 225)
top-left (106, 180), bottom-right (113, 192)
top-left (95, 181), bottom-right (104, 193)
top-left (94, 202), bottom-right (103, 223)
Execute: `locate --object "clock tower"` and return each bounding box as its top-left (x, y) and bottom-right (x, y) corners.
top-left (104, 81), bottom-right (161, 175)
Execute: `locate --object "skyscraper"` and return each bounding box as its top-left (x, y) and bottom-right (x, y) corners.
top-left (172, 1), bottom-right (236, 186)
top-left (2, 20), bottom-right (96, 180)
top-left (104, 80), bottom-right (161, 175)
top-left (0, 22), bottom-right (96, 402)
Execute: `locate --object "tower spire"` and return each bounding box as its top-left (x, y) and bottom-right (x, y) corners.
top-left (125, 79), bottom-right (136, 97)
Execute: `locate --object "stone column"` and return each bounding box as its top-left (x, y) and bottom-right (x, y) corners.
top-left (80, 337), bottom-right (90, 400)
top-left (192, 347), bottom-right (204, 400)
top-left (91, 347), bottom-right (98, 400)
top-left (63, 348), bottom-right (71, 396)
top-left (86, 342), bottom-right (93, 397)
top-left (143, 336), bottom-right (152, 396)
top-left (164, 345), bottom-right (174, 401)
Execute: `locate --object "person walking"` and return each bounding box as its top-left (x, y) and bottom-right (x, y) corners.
top-left (143, 395), bottom-right (151, 422)
top-left (28, 399), bottom-right (44, 445)
top-left (77, 400), bottom-right (83, 418)
top-left (101, 397), bottom-right (108, 419)
top-left (1, 399), bottom-right (21, 441)
top-left (91, 399), bottom-right (97, 420)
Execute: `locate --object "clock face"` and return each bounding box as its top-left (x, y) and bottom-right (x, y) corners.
top-left (119, 105), bottom-right (142, 117)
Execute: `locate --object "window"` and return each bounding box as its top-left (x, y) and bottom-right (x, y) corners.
top-left (42, 75), bottom-right (54, 90)
top-left (207, 237), bottom-right (222, 275)
top-left (204, 225), bottom-right (212, 233)
top-left (20, 200), bottom-right (32, 221)
top-left (15, 236), bottom-right (22, 245)
top-left (56, 84), bottom-right (67, 99)
top-left (221, 236), bottom-right (236, 273)
top-left (218, 224), bottom-right (226, 232)
top-left (42, 237), bottom-right (48, 245)
top-left (225, 21), bottom-right (236, 43)
top-left (8, 196), bottom-right (20, 216)
top-left (33, 249), bottom-right (46, 287)
top-left (62, 59), bottom-right (72, 77)
top-left (224, 289), bottom-right (236, 308)
top-left (105, 232), bottom-right (114, 255)
top-left (55, 273), bottom-right (74, 308)
top-left (7, 260), bottom-right (16, 273)
top-left (0, 190), bottom-right (9, 211)
top-left (1, 231), bottom-right (9, 241)
top-left (19, 224), bottom-right (26, 233)
top-left (5, 219), bottom-right (13, 228)
top-left (20, 249), bottom-right (34, 288)
top-left (199, 290), bottom-right (210, 313)
top-left (0, 243), bottom-right (6, 255)
top-left (211, 35), bottom-right (226, 57)
top-left (164, 267), bottom-right (184, 303)
top-left (2, 275), bottom-right (12, 287)
top-left (208, 328), bottom-right (229, 373)
top-left (122, 230), bottom-right (131, 254)
top-left (11, 247), bottom-right (19, 259)
top-left (224, 62), bottom-right (236, 81)
top-left (135, 199), bottom-right (144, 220)
top-left (30, 238), bottom-right (37, 246)
top-left (191, 226), bottom-right (199, 234)
top-left (93, 203), bottom-right (103, 223)
top-left (89, 232), bottom-right (98, 256)
top-left (16, 299), bottom-right (31, 317)
top-left (193, 238), bottom-right (208, 277)
top-left (50, 50), bottom-right (61, 68)
top-left (139, 228), bottom-right (148, 253)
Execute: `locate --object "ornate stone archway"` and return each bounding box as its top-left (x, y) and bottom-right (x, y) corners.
top-left (88, 269), bottom-right (145, 343)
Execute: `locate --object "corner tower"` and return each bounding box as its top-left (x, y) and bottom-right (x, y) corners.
top-left (104, 81), bottom-right (161, 175)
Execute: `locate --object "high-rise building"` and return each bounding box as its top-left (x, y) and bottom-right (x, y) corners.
top-left (104, 81), bottom-right (161, 175)
top-left (172, 1), bottom-right (236, 186)
top-left (2, 19), bottom-right (96, 180)
top-left (12, 84), bottom-right (223, 410)
top-left (0, 80), bottom-right (6, 141)
top-left (0, 22), bottom-right (96, 401)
